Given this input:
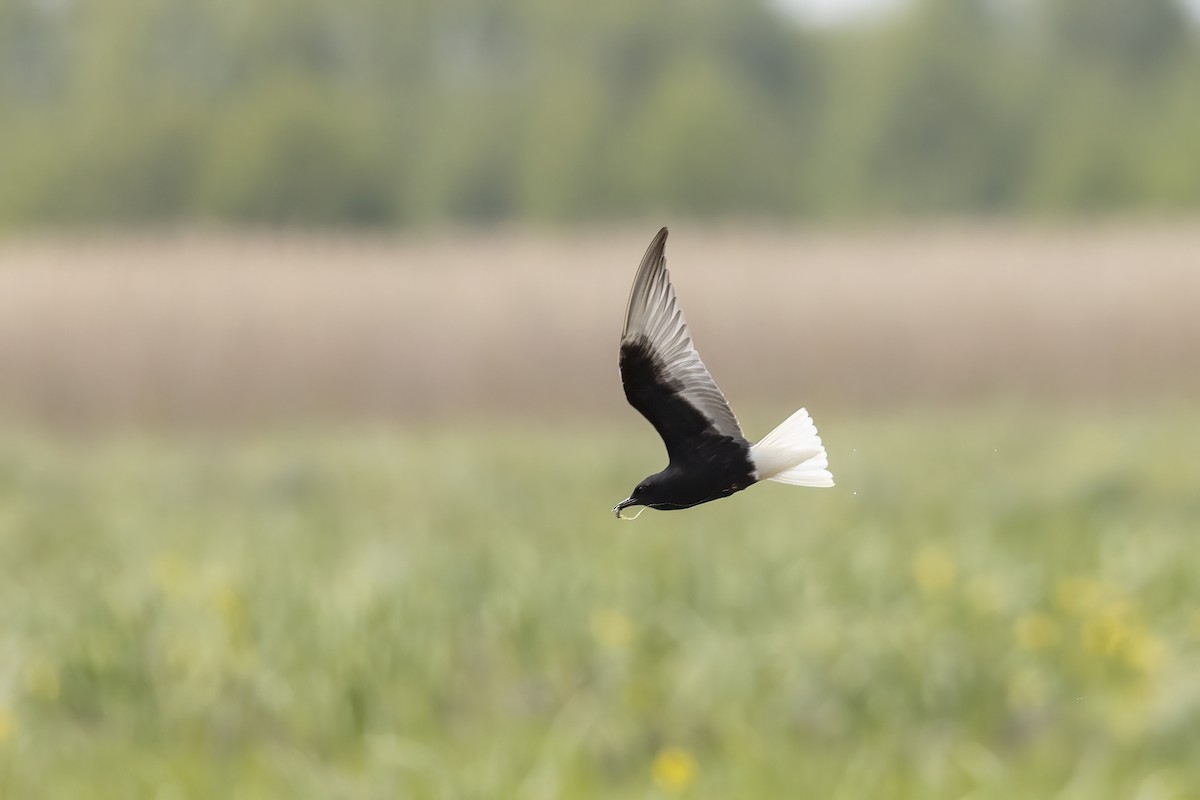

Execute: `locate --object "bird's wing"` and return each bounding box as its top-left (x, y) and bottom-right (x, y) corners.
top-left (619, 227), bottom-right (744, 461)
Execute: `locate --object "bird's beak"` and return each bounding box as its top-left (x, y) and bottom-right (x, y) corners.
top-left (613, 497), bottom-right (638, 518)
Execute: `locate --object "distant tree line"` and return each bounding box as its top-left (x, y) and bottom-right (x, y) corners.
top-left (1, 0), bottom-right (1198, 228)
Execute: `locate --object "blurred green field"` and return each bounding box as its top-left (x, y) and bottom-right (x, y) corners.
top-left (2, 408), bottom-right (1199, 799)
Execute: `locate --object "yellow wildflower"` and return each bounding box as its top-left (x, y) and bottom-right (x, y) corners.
top-left (912, 548), bottom-right (956, 596)
top-left (652, 747), bottom-right (697, 793)
top-left (590, 609), bottom-right (634, 652)
top-left (1122, 629), bottom-right (1167, 677)
top-left (1054, 576), bottom-right (1106, 616)
top-left (1014, 612), bottom-right (1060, 651)
top-left (214, 582), bottom-right (248, 641)
top-left (1082, 603), bottom-right (1135, 657)
top-left (0, 707), bottom-right (13, 746)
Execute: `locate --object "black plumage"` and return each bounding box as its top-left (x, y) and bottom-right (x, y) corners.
top-left (613, 227), bottom-right (833, 518)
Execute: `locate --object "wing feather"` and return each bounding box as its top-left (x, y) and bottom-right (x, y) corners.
top-left (619, 228), bottom-right (744, 459)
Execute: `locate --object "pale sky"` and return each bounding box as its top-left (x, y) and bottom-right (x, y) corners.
top-left (772, 0), bottom-right (906, 27)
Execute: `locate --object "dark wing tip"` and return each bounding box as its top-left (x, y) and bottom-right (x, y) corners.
top-left (646, 226), bottom-right (669, 258)
top-left (645, 226), bottom-right (668, 251)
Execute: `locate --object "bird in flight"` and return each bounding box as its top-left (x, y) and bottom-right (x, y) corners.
top-left (613, 227), bottom-right (832, 518)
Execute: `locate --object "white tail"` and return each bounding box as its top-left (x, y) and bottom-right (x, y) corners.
top-left (749, 408), bottom-right (834, 487)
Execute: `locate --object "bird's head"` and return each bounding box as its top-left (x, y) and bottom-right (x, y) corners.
top-left (613, 476), bottom-right (661, 519)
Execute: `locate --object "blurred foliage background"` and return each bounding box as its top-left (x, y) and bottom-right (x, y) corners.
top-left (2, 0), bottom-right (1200, 229)
top-left (3, 1), bottom-right (1200, 798)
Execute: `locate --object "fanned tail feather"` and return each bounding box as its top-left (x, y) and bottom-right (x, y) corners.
top-left (749, 408), bottom-right (834, 488)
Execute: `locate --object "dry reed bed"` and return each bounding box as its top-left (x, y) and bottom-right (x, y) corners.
top-left (1, 224), bottom-right (1198, 426)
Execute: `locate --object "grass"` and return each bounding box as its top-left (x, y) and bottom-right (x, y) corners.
top-left (2, 407), bottom-right (1199, 798)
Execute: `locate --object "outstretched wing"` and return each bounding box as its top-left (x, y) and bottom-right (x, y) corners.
top-left (619, 227), bottom-right (744, 463)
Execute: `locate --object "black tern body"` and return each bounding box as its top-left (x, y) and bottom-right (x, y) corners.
top-left (613, 227), bottom-right (833, 518)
